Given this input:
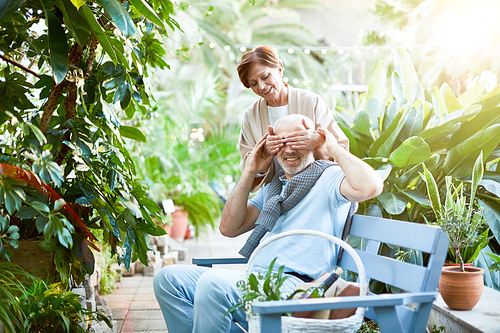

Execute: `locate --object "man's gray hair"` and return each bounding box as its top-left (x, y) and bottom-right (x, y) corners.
top-left (273, 114), bottom-right (314, 132)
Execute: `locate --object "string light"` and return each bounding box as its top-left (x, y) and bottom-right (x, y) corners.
top-left (372, 49), bottom-right (378, 54)
top-left (288, 48), bottom-right (294, 54)
top-left (218, 63), bottom-right (224, 68)
top-left (304, 49), bottom-right (310, 54)
top-left (224, 45), bottom-right (231, 51)
top-left (337, 49), bottom-right (344, 54)
top-left (240, 46), bottom-right (247, 52)
top-left (283, 77), bottom-right (289, 83)
top-left (355, 49), bottom-right (361, 54)
top-left (321, 49), bottom-right (328, 55)
top-left (292, 79), bottom-right (299, 85)
top-left (209, 42), bottom-right (215, 48)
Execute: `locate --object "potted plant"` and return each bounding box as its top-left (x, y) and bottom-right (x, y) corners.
top-left (421, 153), bottom-right (487, 310)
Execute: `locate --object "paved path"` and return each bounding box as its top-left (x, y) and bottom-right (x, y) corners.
top-left (101, 227), bottom-right (249, 333)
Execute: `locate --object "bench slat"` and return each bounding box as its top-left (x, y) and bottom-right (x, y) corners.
top-left (349, 215), bottom-right (440, 253)
top-left (340, 250), bottom-right (428, 293)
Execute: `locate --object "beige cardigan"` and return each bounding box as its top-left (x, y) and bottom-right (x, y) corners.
top-left (238, 85), bottom-right (349, 192)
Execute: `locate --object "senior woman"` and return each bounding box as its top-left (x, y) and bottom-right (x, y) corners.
top-left (237, 46), bottom-right (349, 191)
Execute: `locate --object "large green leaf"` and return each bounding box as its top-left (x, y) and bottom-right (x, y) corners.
top-left (401, 189), bottom-right (431, 208)
top-left (458, 78), bottom-right (488, 108)
top-left (479, 199), bottom-right (500, 245)
top-left (444, 124), bottom-right (500, 178)
top-left (79, 4), bottom-right (117, 64)
top-left (395, 154), bottom-right (440, 189)
top-left (420, 105), bottom-right (481, 139)
top-left (119, 125), bottom-right (147, 142)
top-left (389, 136), bottom-right (431, 168)
top-left (447, 106), bottom-right (500, 150)
top-left (364, 59), bottom-right (386, 128)
top-left (394, 48), bottom-right (422, 102)
top-left (0, 0), bottom-right (24, 24)
top-left (430, 86), bottom-right (447, 121)
top-left (420, 163), bottom-right (442, 218)
top-left (382, 98), bottom-right (397, 132)
top-left (376, 192), bottom-right (407, 215)
top-left (481, 179), bottom-right (500, 198)
top-left (352, 110), bottom-right (371, 136)
top-left (44, 9), bottom-right (69, 84)
top-left (440, 82), bottom-right (462, 113)
top-left (129, 0), bottom-right (165, 29)
top-left (370, 103), bottom-right (410, 158)
top-left (55, 0), bottom-right (91, 46)
top-left (100, 0), bottom-right (136, 37)
top-left (397, 103), bottom-right (423, 144)
top-left (471, 84), bottom-right (500, 112)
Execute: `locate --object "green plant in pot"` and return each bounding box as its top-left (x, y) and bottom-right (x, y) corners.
top-left (421, 153), bottom-right (487, 310)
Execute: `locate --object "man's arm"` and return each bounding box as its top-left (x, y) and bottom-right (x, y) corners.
top-left (220, 134), bottom-right (275, 237)
top-left (316, 128), bottom-right (383, 202)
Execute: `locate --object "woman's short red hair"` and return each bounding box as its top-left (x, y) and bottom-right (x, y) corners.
top-left (237, 46), bottom-right (282, 88)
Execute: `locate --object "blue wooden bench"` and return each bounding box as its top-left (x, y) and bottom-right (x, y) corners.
top-left (193, 214), bottom-right (449, 333)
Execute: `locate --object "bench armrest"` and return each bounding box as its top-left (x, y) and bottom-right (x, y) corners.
top-left (192, 257), bottom-right (248, 267)
top-left (253, 292), bottom-right (438, 315)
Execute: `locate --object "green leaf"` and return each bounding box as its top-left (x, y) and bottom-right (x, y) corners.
top-left (118, 81), bottom-right (132, 109)
top-left (352, 110), bottom-right (371, 136)
top-left (430, 86), bottom-right (447, 120)
top-left (138, 222), bottom-right (167, 236)
top-left (364, 59), bottom-right (386, 127)
top-left (458, 78), bottom-right (488, 108)
top-left (0, 0), bottom-right (24, 24)
top-left (389, 136), bottom-right (431, 168)
top-left (441, 82), bottom-right (462, 113)
top-left (119, 125), bottom-right (147, 142)
top-left (401, 190), bottom-right (431, 208)
top-left (129, 0), bottom-right (165, 29)
top-left (394, 48), bottom-right (422, 102)
top-left (370, 103), bottom-right (410, 157)
top-left (44, 9), bottom-right (69, 84)
top-left (55, 0), bottom-right (91, 46)
top-left (100, 0), bottom-right (136, 37)
top-left (447, 106), bottom-right (500, 150)
top-left (32, 201), bottom-right (50, 213)
top-left (444, 124), bottom-right (500, 178)
top-left (119, 197), bottom-right (143, 218)
top-left (479, 199), bottom-right (500, 245)
top-left (420, 163), bottom-right (442, 218)
top-left (376, 192), bottom-right (407, 215)
top-left (25, 122), bottom-right (47, 145)
top-left (71, 0), bottom-right (86, 9)
top-left (248, 273), bottom-right (259, 292)
top-left (79, 4), bottom-right (117, 64)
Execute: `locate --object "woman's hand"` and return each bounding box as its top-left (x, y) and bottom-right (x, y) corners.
top-left (264, 125), bottom-right (283, 155)
top-left (282, 118), bottom-right (325, 150)
top-left (245, 133), bottom-right (275, 175)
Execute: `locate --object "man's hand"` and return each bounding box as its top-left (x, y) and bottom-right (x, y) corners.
top-left (264, 125), bottom-right (283, 155)
top-left (245, 133), bottom-right (276, 175)
top-left (315, 127), bottom-right (341, 160)
top-left (282, 118), bottom-right (324, 150)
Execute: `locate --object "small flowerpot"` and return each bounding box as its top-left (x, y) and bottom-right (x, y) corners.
top-left (439, 266), bottom-right (484, 311)
top-left (168, 206), bottom-right (188, 241)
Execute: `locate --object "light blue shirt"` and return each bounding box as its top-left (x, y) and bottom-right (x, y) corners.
top-left (248, 165), bottom-right (351, 279)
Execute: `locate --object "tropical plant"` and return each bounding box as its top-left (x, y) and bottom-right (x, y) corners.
top-left (336, 48), bottom-right (500, 288)
top-left (0, 0), bottom-right (181, 283)
top-left (225, 257), bottom-right (293, 318)
top-left (14, 280), bottom-right (111, 333)
top-left (0, 262), bottom-right (33, 332)
top-left (421, 153), bottom-right (488, 272)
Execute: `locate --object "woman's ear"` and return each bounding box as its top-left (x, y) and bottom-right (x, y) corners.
top-left (278, 62), bottom-right (285, 76)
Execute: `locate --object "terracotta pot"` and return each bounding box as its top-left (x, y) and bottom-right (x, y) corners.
top-left (168, 206), bottom-right (189, 241)
top-left (439, 266), bottom-right (484, 311)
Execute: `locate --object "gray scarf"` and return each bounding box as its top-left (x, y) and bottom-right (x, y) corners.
top-left (239, 160), bottom-right (335, 258)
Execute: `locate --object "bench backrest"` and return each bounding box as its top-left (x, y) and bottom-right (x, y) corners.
top-left (338, 214), bottom-right (449, 293)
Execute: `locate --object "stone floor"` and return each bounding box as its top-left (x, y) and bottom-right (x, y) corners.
top-left (101, 227), bottom-right (249, 333)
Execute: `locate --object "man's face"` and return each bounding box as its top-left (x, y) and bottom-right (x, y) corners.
top-left (275, 121), bottom-right (315, 179)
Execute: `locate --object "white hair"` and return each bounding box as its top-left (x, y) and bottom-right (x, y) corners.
top-left (273, 114), bottom-right (313, 132)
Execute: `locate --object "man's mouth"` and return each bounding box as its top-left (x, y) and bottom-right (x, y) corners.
top-left (284, 157), bottom-right (299, 162)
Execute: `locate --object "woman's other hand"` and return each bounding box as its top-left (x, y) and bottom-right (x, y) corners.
top-left (264, 125), bottom-right (283, 155)
top-left (281, 118), bottom-right (325, 151)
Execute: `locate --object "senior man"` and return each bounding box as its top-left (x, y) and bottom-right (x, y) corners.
top-left (153, 114), bottom-right (383, 333)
